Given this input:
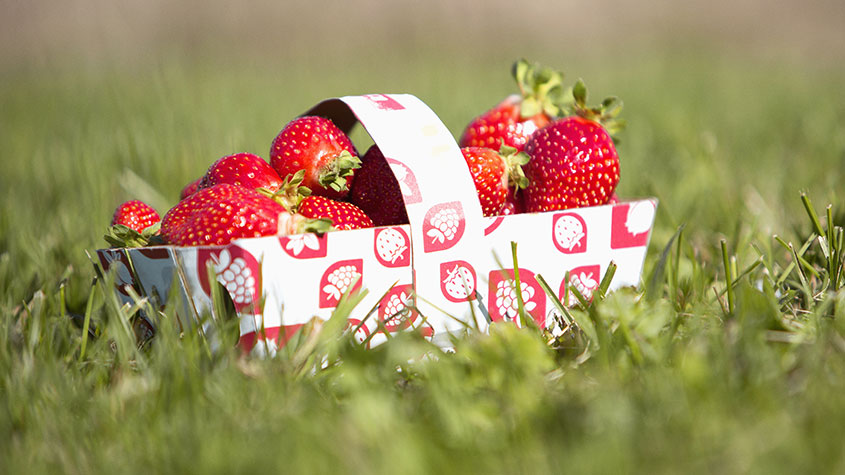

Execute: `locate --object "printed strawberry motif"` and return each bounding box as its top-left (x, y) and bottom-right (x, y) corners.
top-left (346, 318), bottom-right (372, 346)
top-left (494, 279), bottom-right (537, 323)
top-left (198, 153), bottom-right (284, 193)
top-left (374, 227), bottom-right (410, 267)
top-left (488, 269), bottom-right (546, 327)
top-left (298, 195), bottom-right (373, 231)
top-left (610, 201), bottom-right (656, 249)
top-left (349, 145), bottom-right (409, 226)
top-left (523, 79), bottom-right (624, 212)
top-left (180, 178), bottom-right (202, 200)
top-left (160, 184), bottom-right (289, 246)
top-left (198, 247), bottom-right (262, 313)
top-left (423, 202), bottom-right (466, 252)
top-left (460, 145), bottom-right (528, 217)
top-left (459, 59), bottom-right (566, 151)
top-left (319, 260), bottom-right (363, 308)
top-left (269, 116), bottom-right (360, 200)
top-left (111, 200), bottom-right (160, 233)
top-left (552, 213), bottom-right (587, 254)
top-left (379, 285), bottom-right (416, 331)
top-left (561, 265), bottom-right (602, 306)
top-left (440, 261), bottom-right (476, 302)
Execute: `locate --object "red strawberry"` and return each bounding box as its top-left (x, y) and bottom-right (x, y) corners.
top-left (522, 79), bottom-right (624, 212)
top-left (160, 184), bottom-right (290, 246)
top-left (111, 200), bottom-right (160, 232)
top-left (298, 195), bottom-right (373, 231)
top-left (460, 145), bottom-right (529, 217)
top-left (459, 59), bottom-right (566, 151)
top-left (501, 190), bottom-right (525, 215)
top-left (348, 145), bottom-right (409, 226)
top-left (198, 153), bottom-right (283, 193)
top-left (180, 178), bottom-right (202, 200)
top-left (270, 116), bottom-right (360, 200)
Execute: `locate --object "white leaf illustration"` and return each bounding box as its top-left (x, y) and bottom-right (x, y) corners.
top-left (285, 237), bottom-right (305, 255)
top-left (390, 245), bottom-right (408, 263)
top-left (323, 284), bottom-right (341, 302)
top-left (427, 228), bottom-right (445, 243)
top-left (303, 234), bottom-right (320, 250)
top-left (212, 250), bottom-right (231, 273)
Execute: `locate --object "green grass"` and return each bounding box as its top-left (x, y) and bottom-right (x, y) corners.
top-left (2, 49), bottom-right (845, 474)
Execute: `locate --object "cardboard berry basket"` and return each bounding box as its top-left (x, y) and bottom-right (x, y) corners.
top-left (96, 94), bottom-right (657, 355)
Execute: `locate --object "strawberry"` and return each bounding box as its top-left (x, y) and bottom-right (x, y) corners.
top-left (522, 79), bottom-right (624, 212)
top-left (270, 116), bottom-right (360, 200)
top-left (198, 153), bottom-right (283, 193)
top-left (298, 195), bottom-right (373, 231)
top-left (111, 200), bottom-right (160, 232)
top-left (160, 184), bottom-right (327, 246)
top-left (459, 59), bottom-right (567, 151)
top-left (180, 178), bottom-right (201, 200)
top-left (460, 145), bottom-right (529, 217)
top-left (104, 200), bottom-right (161, 248)
top-left (348, 145), bottom-right (409, 226)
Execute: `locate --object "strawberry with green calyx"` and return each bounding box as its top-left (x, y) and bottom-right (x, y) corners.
top-left (460, 144), bottom-right (530, 217)
top-left (348, 145), bottom-right (410, 227)
top-left (522, 78), bottom-right (623, 212)
top-left (270, 116), bottom-right (361, 201)
top-left (105, 200), bottom-right (162, 248)
top-left (160, 183), bottom-right (329, 247)
top-left (298, 195), bottom-right (373, 231)
top-left (259, 170), bottom-right (370, 231)
top-left (459, 58), bottom-right (568, 151)
top-left (198, 152), bottom-right (284, 193)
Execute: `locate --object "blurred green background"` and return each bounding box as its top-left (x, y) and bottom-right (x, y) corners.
top-left (1, 2), bottom-right (845, 473)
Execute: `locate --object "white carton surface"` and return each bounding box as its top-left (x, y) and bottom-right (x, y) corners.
top-left (97, 94), bottom-right (657, 353)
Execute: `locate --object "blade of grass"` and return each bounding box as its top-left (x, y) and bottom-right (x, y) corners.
top-left (721, 239), bottom-right (734, 314)
top-left (647, 224), bottom-right (685, 302)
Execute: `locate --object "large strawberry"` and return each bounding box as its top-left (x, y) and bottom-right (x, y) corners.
top-left (348, 145), bottom-right (409, 226)
top-left (298, 195), bottom-right (373, 231)
top-left (522, 79), bottom-right (624, 212)
top-left (104, 200), bottom-right (162, 248)
top-left (459, 59), bottom-right (567, 151)
top-left (160, 184), bottom-right (328, 246)
top-left (270, 116), bottom-right (360, 200)
top-left (198, 153), bottom-right (284, 193)
top-left (460, 145), bottom-right (529, 217)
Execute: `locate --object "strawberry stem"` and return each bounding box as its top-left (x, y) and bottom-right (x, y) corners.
top-left (259, 170), bottom-right (311, 213)
top-left (318, 150), bottom-right (361, 193)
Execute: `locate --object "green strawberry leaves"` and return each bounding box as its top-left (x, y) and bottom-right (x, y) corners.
top-left (318, 150), bottom-right (362, 193)
top-left (258, 169), bottom-right (312, 213)
top-left (568, 78), bottom-right (626, 139)
top-left (512, 59), bottom-right (626, 140)
top-left (512, 58), bottom-right (569, 119)
top-left (104, 221), bottom-right (162, 248)
top-left (498, 142), bottom-right (530, 190)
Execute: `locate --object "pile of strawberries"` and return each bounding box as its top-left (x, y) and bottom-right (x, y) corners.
top-left (106, 59), bottom-right (625, 248)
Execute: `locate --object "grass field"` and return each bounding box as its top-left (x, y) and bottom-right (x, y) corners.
top-left (2, 3), bottom-right (845, 473)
